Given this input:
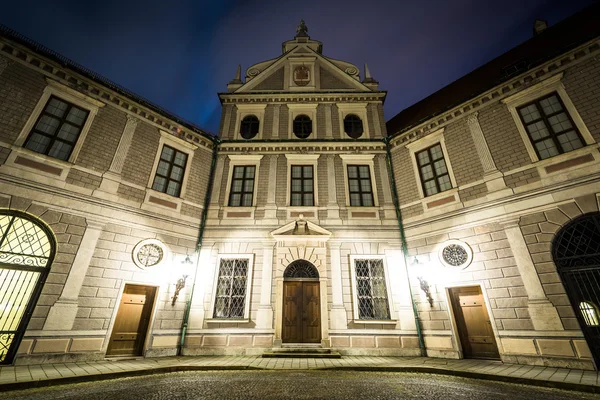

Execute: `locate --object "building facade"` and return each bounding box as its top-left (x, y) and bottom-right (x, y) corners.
top-left (0, 6), bottom-right (599, 371)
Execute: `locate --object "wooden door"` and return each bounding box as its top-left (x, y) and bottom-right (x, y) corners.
top-left (450, 286), bottom-right (499, 360)
top-left (106, 284), bottom-right (157, 357)
top-left (282, 281), bottom-right (321, 343)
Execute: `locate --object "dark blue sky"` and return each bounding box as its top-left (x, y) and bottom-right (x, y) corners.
top-left (1, 0), bottom-right (595, 134)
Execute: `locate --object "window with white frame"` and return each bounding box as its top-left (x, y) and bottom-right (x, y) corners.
top-left (212, 257), bottom-right (252, 319)
top-left (290, 165), bottom-right (314, 206)
top-left (347, 165), bottom-right (374, 206)
top-left (228, 165), bottom-right (256, 206)
top-left (151, 145), bottom-right (188, 197)
top-left (352, 258), bottom-right (391, 320)
top-left (516, 93), bottom-right (585, 160)
top-left (415, 143), bottom-right (452, 197)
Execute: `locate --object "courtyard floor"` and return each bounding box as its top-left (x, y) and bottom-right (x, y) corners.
top-left (0, 356), bottom-right (598, 394)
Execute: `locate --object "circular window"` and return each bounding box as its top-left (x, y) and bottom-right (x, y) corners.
top-left (344, 114), bottom-right (364, 139)
top-left (240, 115), bottom-right (259, 140)
top-left (293, 115), bottom-right (312, 139)
top-left (132, 239), bottom-right (167, 269)
top-left (438, 239), bottom-right (473, 269)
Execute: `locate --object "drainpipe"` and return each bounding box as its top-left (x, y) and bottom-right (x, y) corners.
top-left (178, 140), bottom-right (220, 356)
top-left (383, 137), bottom-right (426, 357)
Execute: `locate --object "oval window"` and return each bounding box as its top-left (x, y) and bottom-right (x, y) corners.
top-left (344, 114), bottom-right (364, 139)
top-left (293, 115), bottom-right (312, 139)
top-left (240, 115), bottom-right (260, 140)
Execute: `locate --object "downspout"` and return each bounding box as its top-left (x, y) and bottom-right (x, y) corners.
top-left (178, 139), bottom-right (220, 356)
top-left (383, 137), bottom-right (426, 357)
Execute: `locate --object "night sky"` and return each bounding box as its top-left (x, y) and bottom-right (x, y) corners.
top-left (1, 0), bottom-right (596, 135)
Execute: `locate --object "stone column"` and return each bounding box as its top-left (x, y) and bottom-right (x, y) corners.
top-left (187, 243), bottom-right (215, 329)
top-left (98, 115), bottom-right (139, 194)
top-left (466, 112), bottom-right (507, 194)
top-left (264, 155), bottom-right (278, 223)
top-left (326, 155), bottom-right (341, 223)
top-left (502, 219), bottom-right (563, 330)
top-left (256, 242), bottom-right (275, 329)
top-left (385, 248), bottom-right (417, 330)
top-left (272, 105), bottom-right (280, 139)
top-left (328, 242), bottom-right (347, 330)
top-left (43, 220), bottom-right (105, 330)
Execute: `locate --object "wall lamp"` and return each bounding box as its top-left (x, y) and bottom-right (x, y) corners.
top-left (172, 254), bottom-right (194, 306)
top-left (417, 276), bottom-right (434, 307)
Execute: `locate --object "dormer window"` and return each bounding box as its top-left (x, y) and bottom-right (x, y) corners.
top-left (240, 115), bottom-right (260, 140)
top-left (293, 115), bottom-right (312, 139)
top-left (344, 114), bottom-right (364, 139)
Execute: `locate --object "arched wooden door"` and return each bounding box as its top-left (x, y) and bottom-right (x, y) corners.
top-left (0, 211), bottom-right (55, 364)
top-left (552, 212), bottom-right (600, 368)
top-left (282, 260), bottom-right (321, 344)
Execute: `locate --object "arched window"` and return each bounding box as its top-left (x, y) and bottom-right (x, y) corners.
top-left (344, 114), bottom-right (364, 139)
top-left (240, 115), bottom-right (260, 139)
top-left (293, 115), bottom-right (312, 139)
top-left (284, 260), bottom-right (319, 278)
top-left (0, 211), bottom-right (55, 364)
top-left (580, 302), bottom-right (599, 326)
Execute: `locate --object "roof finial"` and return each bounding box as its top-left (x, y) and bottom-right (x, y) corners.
top-left (364, 63), bottom-right (372, 80)
top-left (229, 64), bottom-right (242, 84)
top-left (296, 19), bottom-right (308, 37)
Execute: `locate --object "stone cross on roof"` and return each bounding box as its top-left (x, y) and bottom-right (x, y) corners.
top-left (296, 19), bottom-right (308, 37)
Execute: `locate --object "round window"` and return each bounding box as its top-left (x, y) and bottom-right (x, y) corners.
top-left (293, 115), bottom-right (312, 139)
top-left (438, 240), bottom-right (473, 269)
top-left (344, 114), bottom-right (364, 139)
top-left (240, 115), bottom-right (260, 140)
top-left (132, 239), bottom-right (167, 269)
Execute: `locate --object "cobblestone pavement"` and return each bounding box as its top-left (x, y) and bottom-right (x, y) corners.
top-left (1, 371), bottom-right (599, 400)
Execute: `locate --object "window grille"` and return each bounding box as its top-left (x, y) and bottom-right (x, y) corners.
top-left (415, 144), bottom-right (452, 197)
top-left (240, 115), bottom-right (260, 139)
top-left (284, 260), bottom-right (319, 278)
top-left (293, 115), bottom-right (312, 139)
top-left (344, 114), bottom-right (364, 139)
top-left (580, 302), bottom-right (600, 326)
top-left (517, 93), bottom-right (584, 160)
top-left (24, 96), bottom-right (89, 161)
top-left (354, 259), bottom-right (390, 320)
top-left (347, 165), bottom-right (374, 206)
top-left (213, 258), bottom-right (249, 319)
top-left (229, 166), bottom-right (255, 206)
top-left (151, 145), bottom-right (188, 197)
top-left (290, 165), bottom-right (314, 206)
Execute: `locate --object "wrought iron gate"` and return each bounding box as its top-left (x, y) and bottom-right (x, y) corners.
top-left (552, 212), bottom-right (600, 368)
top-left (0, 211), bottom-right (55, 364)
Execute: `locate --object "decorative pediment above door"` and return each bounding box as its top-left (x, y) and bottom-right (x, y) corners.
top-left (270, 215), bottom-right (332, 245)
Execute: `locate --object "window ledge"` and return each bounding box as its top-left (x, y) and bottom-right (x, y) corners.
top-left (205, 318), bottom-right (250, 324)
top-left (142, 189), bottom-right (182, 212)
top-left (353, 320), bottom-right (397, 325)
top-left (535, 144), bottom-right (599, 175)
top-left (223, 206), bottom-right (256, 218)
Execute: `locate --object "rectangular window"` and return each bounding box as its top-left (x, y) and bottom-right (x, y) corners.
top-left (517, 92), bottom-right (584, 160)
top-left (213, 258), bottom-right (249, 319)
top-left (152, 145), bottom-right (188, 197)
top-left (416, 144), bottom-right (452, 197)
top-left (354, 259), bottom-right (390, 320)
top-left (229, 166), bottom-right (255, 206)
top-left (290, 165), bottom-right (314, 206)
top-left (347, 165), bottom-right (374, 206)
top-left (24, 96), bottom-right (89, 161)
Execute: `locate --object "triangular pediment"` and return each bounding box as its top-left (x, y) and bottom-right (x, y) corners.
top-left (271, 218), bottom-right (332, 240)
top-left (236, 45), bottom-right (374, 93)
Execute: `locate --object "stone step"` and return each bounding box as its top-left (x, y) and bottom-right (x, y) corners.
top-left (271, 348), bottom-right (333, 354)
top-left (262, 351), bottom-right (342, 359)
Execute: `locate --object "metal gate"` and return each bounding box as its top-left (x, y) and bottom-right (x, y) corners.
top-left (552, 212), bottom-right (600, 368)
top-left (0, 211), bottom-right (55, 364)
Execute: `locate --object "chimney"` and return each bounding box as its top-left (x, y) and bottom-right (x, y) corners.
top-left (533, 19), bottom-right (548, 36)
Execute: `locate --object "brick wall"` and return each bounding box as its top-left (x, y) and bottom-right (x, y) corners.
top-left (66, 168), bottom-right (101, 190)
top-left (256, 155), bottom-right (270, 207)
top-left (120, 121), bottom-right (160, 187)
top-left (320, 67), bottom-right (353, 90)
top-left (263, 105), bottom-right (274, 138)
top-left (316, 104), bottom-right (327, 138)
top-left (331, 104), bottom-right (340, 139)
top-left (377, 104), bottom-right (387, 136)
top-left (117, 183), bottom-right (145, 203)
top-left (253, 67), bottom-right (284, 90)
top-left (183, 148), bottom-right (212, 205)
top-left (366, 103), bottom-right (377, 138)
top-left (373, 154), bottom-right (386, 205)
top-left (318, 156), bottom-right (328, 206)
top-left (218, 157), bottom-right (230, 205)
top-left (76, 106), bottom-right (125, 172)
top-left (505, 167), bottom-right (541, 189)
top-left (401, 203), bottom-right (423, 219)
top-left (444, 119), bottom-right (484, 186)
top-left (181, 203), bottom-right (202, 219)
top-left (0, 145), bottom-right (11, 164)
top-left (333, 156), bottom-right (347, 206)
top-left (478, 102), bottom-right (531, 172)
top-left (279, 105), bottom-right (289, 138)
top-left (390, 145), bottom-right (420, 205)
top-left (227, 105), bottom-right (237, 139)
top-left (275, 155), bottom-right (287, 207)
top-left (563, 57), bottom-right (600, 142)
top-left (458, 182), bottom-right (488, 202)
top-left (0, 59), bottom-right (45, 144)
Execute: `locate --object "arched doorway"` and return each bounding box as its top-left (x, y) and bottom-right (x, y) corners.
top-left (552, 212), bottom-right (600, 367)
top-left (0, 210), bottom-right (55, 364)
top-left (282, 260), bottom-right (321, 343)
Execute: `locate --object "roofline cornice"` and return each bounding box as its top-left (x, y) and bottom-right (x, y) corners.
top-left (218, 91), bottom-right (387, 105)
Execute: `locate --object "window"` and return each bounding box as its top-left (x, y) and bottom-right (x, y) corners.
top-left (151, 145), bottom-right (188, 197)
top-left (580, 302), bottom-right (599, 326)
top-left (344, 114), bottom-right (364, 139)
top-left (23, 96), bottom-right (89, 161)
top-left (293, 115), bottom-right (312, 139)
top-left (353, 259), bottom-right (391, 320)
top-left (213, 258), bottom-right (250, 319)
top-left (290, 165), bottom-right (314, 206)
top-left (516, 93), bottom-right (585, 160)
top-left (228, 166), bottom-right (255, 206)
top-left (240, 115), bottom-right (260, 140)
top-left (347, 165), bottom-right (374, 206)
top-left (415, 144), bottom-right (452, 197)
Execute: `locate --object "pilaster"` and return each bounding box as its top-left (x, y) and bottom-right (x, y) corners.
top-left (207, 155), bottom-right (226, 219)
top-left (187, 243), bottom-right (215, 329)
top-left (256, 242), bottom-right (276, 329)
top-left (325, 104), bottom-right (333, 139)
top-left (385, 248), bottom-right (416, 330)
top-left (328, 242), bottom-right (347, 330)
top-left (264, 155), bottom-right (279, 222)
top-left (272, 105), bottom-right (280, 139)
top-left (326, 155), bottom-right (341, 223)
